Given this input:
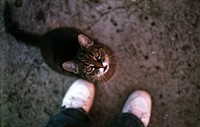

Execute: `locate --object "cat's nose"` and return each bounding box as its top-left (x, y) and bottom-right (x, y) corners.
top-left (95, 62), bottom-right (103, 68)
top-left (98, 63), bottom-right (103, 68)
top-left (94, 60), bottom-right (103, 68)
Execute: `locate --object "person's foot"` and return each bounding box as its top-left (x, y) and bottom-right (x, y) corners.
top-left (122, 90), bottom-right (152, 127)
top-left (61, 79), bottom-right (95, 113)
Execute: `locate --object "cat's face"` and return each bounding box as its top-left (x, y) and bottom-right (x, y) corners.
top-left (62, 34), bottom-right (116, 83)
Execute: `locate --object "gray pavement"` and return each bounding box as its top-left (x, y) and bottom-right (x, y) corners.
top-left (1, 0), bottom-right (200, 127)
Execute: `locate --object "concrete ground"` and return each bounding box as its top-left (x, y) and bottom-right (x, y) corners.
top-left (1, 0), bottom-right (200, 127)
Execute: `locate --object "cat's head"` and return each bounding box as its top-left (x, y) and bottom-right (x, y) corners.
top-left (62, 34), bottom-right (116, 83)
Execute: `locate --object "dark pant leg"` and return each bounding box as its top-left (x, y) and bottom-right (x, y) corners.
top-left (113, 113), bottom-right (145, 127)
top-left (45, 108), bottom-right (91, 127)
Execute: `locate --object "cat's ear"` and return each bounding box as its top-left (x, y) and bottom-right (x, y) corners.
top-left (78, 34), bottom-right (94, 48)
top-left (62, 61), bottom-right (79, 74)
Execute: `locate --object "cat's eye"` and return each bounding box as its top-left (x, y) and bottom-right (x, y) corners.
top-left (94, 51), bottom-right (100, 59)
top-left (86, 66), bottom-right (94, 72)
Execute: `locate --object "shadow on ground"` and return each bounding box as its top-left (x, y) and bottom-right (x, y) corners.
top-left (1, 0), bottom-right (200, 127)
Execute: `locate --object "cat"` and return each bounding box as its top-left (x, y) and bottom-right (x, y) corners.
top-left (4, 2), bottom-right (116, 83)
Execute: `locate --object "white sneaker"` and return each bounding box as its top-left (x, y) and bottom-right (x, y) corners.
top-left (122, 90), bottom-right (152, 127)
top-left (61, 79), bottom-right (95, 113)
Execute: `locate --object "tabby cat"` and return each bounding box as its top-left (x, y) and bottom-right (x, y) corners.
top-left (4, 3), bottom-right (116, 83)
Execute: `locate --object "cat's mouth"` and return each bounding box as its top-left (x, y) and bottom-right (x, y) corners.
top-left (103, 65), bottom-right (108, 72)
top-left (97, 62), bottom-right (109, 76)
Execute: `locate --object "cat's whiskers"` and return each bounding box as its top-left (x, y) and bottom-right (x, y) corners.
top-left (106, 56), bottom-right (117, 65)
top-left (91, 73), bottom-right (106, 88)
top-left (99, 75), bottom-right (108, 89)
top-left (92, 78), bottom-right (96, 84)
top-left (109, 53), bottom-right (124, 61)
top-left (91, 74), bottom-right (100, 83)
top-left (92, 75), bottom-right (97, 83)
top-left (105, 47), bottom-right (125, 59)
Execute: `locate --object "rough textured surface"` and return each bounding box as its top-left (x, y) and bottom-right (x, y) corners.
top-left (1, 0), bottom-right (200, 127)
